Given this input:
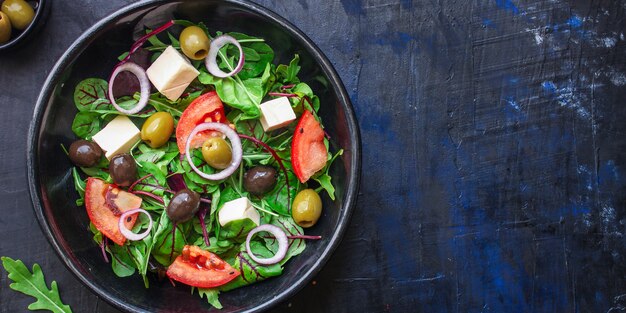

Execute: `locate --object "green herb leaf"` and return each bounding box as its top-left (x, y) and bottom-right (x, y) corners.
top-left (219, 241), bottom-right (283, 291)
top-left (275, 54), bottom-right (301, 84)
top-left (107, 245), bottom-right (136, 277)
top-left (313, 149), bottom-right (343, 200)
top-left (219, 218), bottom-right (258, 242)
top-left (264, 167), bottom-right (299, 216)
top-left (73, 78), bottom-right (111, 112)
top-left (199, 73), bottom-right (263, 118)
top-left (71, 112), bottom-right (101, 139)
top-left (268, 215), bottom-right (306, 265)
top-left (1, 257), bottom-right (72, 313)
top-left (196, 288), bottom-right (223, 309)
top-left (227, 32), bottom-right (274, 80)
top-left (72, 167), bottom-right (86, 206)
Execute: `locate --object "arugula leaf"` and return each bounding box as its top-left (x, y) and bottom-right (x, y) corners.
top-left (195, 288), bottom-right (223, 309)
top-left (275, 54), bottom-right (301, 84)
top-left (73, 78), bottom-right (111, 112)
top-left (72, 167), bottom-right (86, 206)
top-left (71, 112), bottom-right (101, 139)
top-left (1, 257), bottom-right (72, 313)
top-left (227, 32), bottom-right (274, 80)
top-left (313, 149), bottom-right (343, 200)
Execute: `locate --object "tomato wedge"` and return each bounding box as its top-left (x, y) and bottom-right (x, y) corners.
top-left (291, 110), bottom-right (328, 183)
top-left (166, 245), bottom-right (240, 288)
top-left (84, 178), bottom-right (142, 245)
top-left (176, 91), bottom-right (228, 154)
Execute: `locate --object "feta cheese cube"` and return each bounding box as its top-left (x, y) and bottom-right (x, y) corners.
top-left (218, 197), bottom-right (261, 227)
top-left (259, 97), bottom-right (296, 132)
top-left (146, 46), bottom-right (199, 101)
top-left (92, 115), bottom-right (141, 160)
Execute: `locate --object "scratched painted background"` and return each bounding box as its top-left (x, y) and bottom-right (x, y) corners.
top-left (1, 0), bottom-right (626, 312)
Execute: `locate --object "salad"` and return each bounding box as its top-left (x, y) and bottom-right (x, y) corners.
top-left (65, 19), bottom-right (341, 308)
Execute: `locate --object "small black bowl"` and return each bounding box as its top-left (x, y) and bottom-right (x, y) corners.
top-left (27, 0), bottom-right (360, 312)
top-left (0, 0), bottom-right (49, 51)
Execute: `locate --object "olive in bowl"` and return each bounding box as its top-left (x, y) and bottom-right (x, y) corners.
top-left (0, 0), bottom-right (48, 50)
top-left (1, 0), bottom-right (34, 30)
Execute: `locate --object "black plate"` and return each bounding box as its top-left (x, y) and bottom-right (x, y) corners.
top-left (27, 0), bottom-right (360, 312)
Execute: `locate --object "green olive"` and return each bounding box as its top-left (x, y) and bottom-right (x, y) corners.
top-left (179, 26), bottom-right (210, 60)
top-left (291, 189), bottom-right (322, 228)
top-left (1, 0), bottom-right (34, 30)
top-left (201, 137), bottom-right (232, 169)
top-left (0, 11), bottom-right (10, 44)
top-left (141, 112), bottom-right (174, 148)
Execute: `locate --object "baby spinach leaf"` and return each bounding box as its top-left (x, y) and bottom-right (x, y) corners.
top-left (199, 72), bottom-right (263, 119)
top-left (71, 112), bottom-right (101, 139)
top-left (1, 257), bottom-right (72, 313)
top-left (74, 78), bottom-right (111, 112)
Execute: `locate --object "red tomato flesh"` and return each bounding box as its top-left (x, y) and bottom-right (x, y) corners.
top-left (166, 245), bottom-right (240, 288)
top-left (176, 91), bottom-right (228, 154)
top-left (84, 178), bottom-right (142, 246)
top-left (291, 110), bottom-right (328, 183)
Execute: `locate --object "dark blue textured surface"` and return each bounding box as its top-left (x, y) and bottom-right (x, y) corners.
top-left (2, 0), bottom-right (626, 312)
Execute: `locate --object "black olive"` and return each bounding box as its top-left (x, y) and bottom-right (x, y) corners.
top-left (68, 140), bottom-right (102, 167)
top-left (109, 154), bottom-right (137, 187)
top-left (243, 166), bottom-right (278, 195)
top-left (167, 189), bottom-right (201, 223)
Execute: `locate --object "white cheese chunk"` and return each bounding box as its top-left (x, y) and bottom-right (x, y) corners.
top-left (146, 46), bottom-right (199, 101)
top-left (259, 96), bottom-right (296, 132)
top-left (92, 115), bottom-right (141, 160)
top-left (218, 197), bottom-right (261, 227)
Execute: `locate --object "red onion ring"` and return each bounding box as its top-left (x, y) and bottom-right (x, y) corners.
top-left (108, 62), bottom-right (150, 115)
top-left (185, 122), bottom-right (242, 180)
top-left (246, 224), bottom-right (288, 265)
top-left (205, 35), bottom-right (244, 78)
top-left (118, 208), bottom-right (153, 241)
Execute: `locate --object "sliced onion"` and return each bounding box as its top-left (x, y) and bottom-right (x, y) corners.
top-left (185, 122), bottom-right (242, 181)
top-left (205, 35), bottom-right (244, 78)
top-left (108, 62), bottom-right (150, 115)
top-left (246, 224), bottom-right (288, 265)
top-left (118, 208), bottom-right (153, 241)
